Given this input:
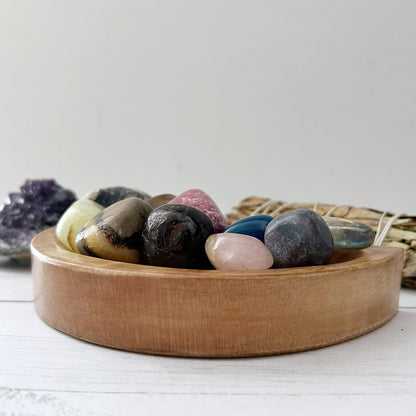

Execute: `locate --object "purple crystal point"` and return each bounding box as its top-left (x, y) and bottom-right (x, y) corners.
top-left (0, 179), bottom-right (77, 257)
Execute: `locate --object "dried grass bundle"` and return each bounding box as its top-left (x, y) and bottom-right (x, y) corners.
top-left (227, 197), bottom-right (416, 288)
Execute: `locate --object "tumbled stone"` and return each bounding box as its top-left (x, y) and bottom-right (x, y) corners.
top-left (141, 204), bottom-right (214, 269)
top-left (264, 209), bottom-right (334, 268)
top-left (168, 189), bottom-right (227, 233)
top-left (147, 193), bottom-right (176, 209)
top-left (56, 200), bottom-right (103, 252)
top-left (0, 179), bottom-right (76, 258)
top-left (76, 197), bottom-right (152, 263)
top-left (205, 233), bottom-right (274, 270)
top-left (323, 217), bottom-right (375, 250)
top-left (225, 215), bottom-right (273, 242)
top-left (83, 186), bottom-right (150, 207)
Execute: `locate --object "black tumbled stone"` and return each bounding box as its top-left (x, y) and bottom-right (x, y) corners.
top-left (141, 204), bottom-right (214, 269)
top-left (85, 186), bottom-right (150, 207)
top-left (264, 209), bottom-right (334, 268)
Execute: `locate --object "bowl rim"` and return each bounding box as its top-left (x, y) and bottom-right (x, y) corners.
top-left (31, 227), bottom-right (399, 281)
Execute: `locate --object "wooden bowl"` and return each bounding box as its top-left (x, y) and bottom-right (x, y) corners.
top-left (31, 228), bottom-right (404, 358)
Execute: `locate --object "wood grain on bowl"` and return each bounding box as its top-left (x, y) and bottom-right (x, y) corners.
top-left (31, 228), bottom-right (404, 358)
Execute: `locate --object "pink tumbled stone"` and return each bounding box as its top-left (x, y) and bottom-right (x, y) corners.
top-left (205, 233), bottom-right (274, 270)
top-left (168, 189), bottom-right (227, 233)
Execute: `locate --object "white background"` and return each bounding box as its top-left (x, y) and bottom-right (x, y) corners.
top-left (1, 0), bottom-right (415, 215)
top-left (1, 4), bottom-right (416, 414)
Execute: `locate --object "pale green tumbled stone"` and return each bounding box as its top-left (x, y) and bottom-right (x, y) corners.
top-left (56, 200), bottom-right (103, 252)
top-left (323, 217), bottom-right (375, 250)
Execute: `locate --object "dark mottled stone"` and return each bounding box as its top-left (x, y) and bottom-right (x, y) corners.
top-left (141, 204), bottom-right (214, 269)
top-left (323, 217), bottom-right (375, 250)
top-left (225, 215), bottom-right (273, 242)
top-left (84, 186), bottom-right (150, 207)
top-left (264, 209), bottom-right (334, 268)
top-left (0, 179), bottom-right (77, 257)
top-left (76, 197), bottom-right (152, 263)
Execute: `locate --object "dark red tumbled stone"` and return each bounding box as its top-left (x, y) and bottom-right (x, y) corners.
top-left (168, 189), bottom-right (227, 233)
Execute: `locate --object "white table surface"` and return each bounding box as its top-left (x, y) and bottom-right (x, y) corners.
top-left (1, 256), bottom-right (416, 416)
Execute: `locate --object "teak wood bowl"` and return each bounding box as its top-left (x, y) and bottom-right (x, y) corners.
top-left (31, 228), bottom-right (404, 358)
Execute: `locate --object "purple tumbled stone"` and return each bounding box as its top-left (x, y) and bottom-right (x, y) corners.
top-left (0, 179), bottom-right (77, 257)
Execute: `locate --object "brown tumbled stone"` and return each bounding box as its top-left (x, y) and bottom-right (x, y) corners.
top-left (147, 193), bottom-right (176, 209)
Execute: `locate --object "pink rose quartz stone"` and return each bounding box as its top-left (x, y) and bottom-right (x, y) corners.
top-left (168, 189), bottom-right (227, 233)
top-left (205, 233), bottom-right (274, 270)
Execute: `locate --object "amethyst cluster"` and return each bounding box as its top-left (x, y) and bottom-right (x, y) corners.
top-left (0, 179), bottom-right (76, 258)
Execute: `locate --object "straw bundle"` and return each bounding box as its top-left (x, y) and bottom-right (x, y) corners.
top-left (227, 197), bottom-right (416, 288)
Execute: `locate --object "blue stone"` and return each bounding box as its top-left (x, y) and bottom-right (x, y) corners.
top-left (323, 217), bottom-right (375, 250)
top-left (264, 209), bottom-right (334, 268)
top-left (225, 215), bottom-right (273, 242)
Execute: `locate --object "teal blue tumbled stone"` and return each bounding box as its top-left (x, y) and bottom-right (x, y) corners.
top-left (225, 215), bottom-right (273, 242)
top-left (323, 217), bottom-right (375, 250)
